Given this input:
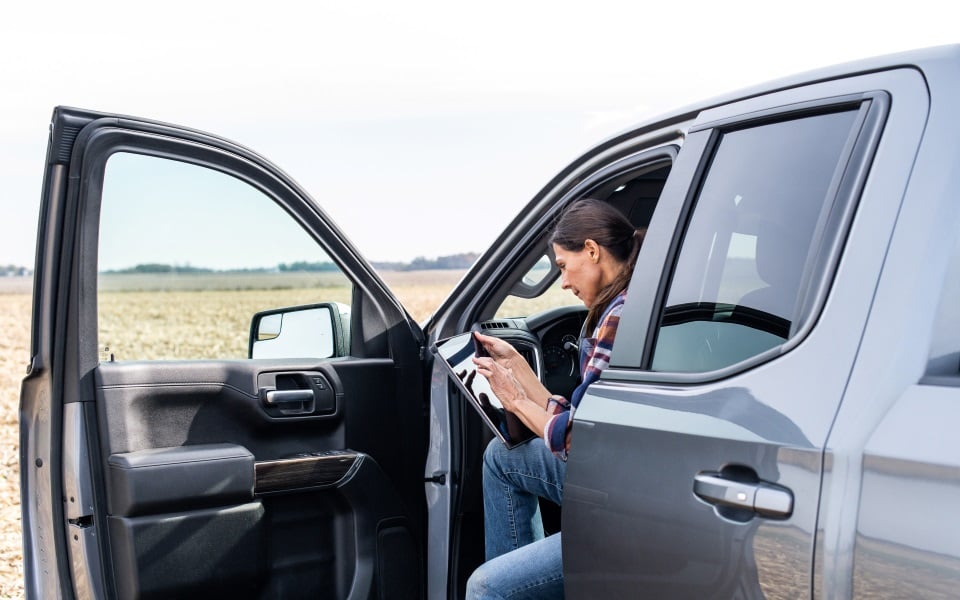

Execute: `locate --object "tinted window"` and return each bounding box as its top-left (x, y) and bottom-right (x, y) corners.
top-left (652, 110), bottom-right (859, 372)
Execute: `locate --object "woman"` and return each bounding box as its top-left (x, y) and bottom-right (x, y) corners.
top-left (466, 199), bottom-right (644, 599)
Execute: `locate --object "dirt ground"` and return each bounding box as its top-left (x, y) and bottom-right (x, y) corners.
top-left (0, 292), bottom-right (29, 599)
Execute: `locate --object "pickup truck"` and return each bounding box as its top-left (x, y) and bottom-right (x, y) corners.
top-left (21, 44), bottom-right (960, 598)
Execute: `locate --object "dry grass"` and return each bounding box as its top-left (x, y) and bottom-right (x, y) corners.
top-left (98, 288), bottom-right (353, 360)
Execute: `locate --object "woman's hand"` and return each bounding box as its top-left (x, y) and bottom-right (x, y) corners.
top-left (472, 357), bottom-right (525, 413)
top-left (473, 331), bottom-right (553, 409)
top-left (473, 332), bottom-right (520, 365)
top-left (473, 355), bottom-right (552, 437)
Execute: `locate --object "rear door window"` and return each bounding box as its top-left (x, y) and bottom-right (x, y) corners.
top-left (652, 109), bottom-right (861, 372)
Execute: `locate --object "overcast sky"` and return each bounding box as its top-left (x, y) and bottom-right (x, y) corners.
top-left (1, 1), bottom-right (956, 267)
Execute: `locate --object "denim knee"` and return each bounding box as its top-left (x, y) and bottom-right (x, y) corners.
top-left (465, 561), bottom-right (497, 599)
top-left (482, 438), bottom-right (510, 479)
top-left (465, 534), bottom-right (565, 600)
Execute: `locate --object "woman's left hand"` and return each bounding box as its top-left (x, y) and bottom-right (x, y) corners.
top-left (473, 356), bottom-right (526, 413)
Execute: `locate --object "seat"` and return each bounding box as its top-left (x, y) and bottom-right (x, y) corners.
top-left (736, 217), bottom-right (807, 324)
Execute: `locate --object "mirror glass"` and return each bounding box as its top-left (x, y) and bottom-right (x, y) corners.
top-left (521, 254), bottom-right (553, 286)
top-left (251, 306), bottom-right (336, 359)
top-left (257, 314), bottom-right (283, 341)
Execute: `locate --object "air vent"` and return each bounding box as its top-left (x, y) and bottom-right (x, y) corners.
top-left (481, 321), bottom-right (510, 330)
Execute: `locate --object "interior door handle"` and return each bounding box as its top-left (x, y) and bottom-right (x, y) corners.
top-left (693, 473), bottom-right (793, 519)
top-left (263, 389), bottom-right (315, 406)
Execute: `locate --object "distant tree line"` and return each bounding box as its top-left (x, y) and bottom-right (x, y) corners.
top-left (277, 261), bottom-right (340, 272)
top-left (0, 264), bottom-right (31, 277)
top-left (107, 263), bottom-right (214, 274)
top-left (373, 253), bottom-right (479, 271)
top-left (101, 253), bottom-right (479, 274)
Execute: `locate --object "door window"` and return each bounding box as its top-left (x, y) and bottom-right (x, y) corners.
top-left (97, 152), bottom-right (352, 360)
top-left (651, 109), bottom-right (860, 372)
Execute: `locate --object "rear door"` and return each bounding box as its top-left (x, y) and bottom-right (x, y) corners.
top-left (21, 108), bottom-right (427, 598)
top-left (562, 67), bottom-right (928, 597)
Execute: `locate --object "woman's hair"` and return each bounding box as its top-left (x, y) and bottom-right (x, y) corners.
top-left (550, 199), bottom-right (645, 332)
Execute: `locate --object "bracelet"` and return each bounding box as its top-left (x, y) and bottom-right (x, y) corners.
top-left (546, 394), bottom-right (569, 409)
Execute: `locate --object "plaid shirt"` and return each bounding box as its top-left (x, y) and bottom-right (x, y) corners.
top-left (543, 290), bottom-right (626, 460)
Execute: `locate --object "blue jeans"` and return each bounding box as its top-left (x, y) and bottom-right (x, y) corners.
top-left (466, 533), bottom-right (564, 599)
top-left (465, 438), bottom-right (566, 599)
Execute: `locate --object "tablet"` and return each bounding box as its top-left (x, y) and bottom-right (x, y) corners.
top-left (432, 332), bottom-right (537, 449)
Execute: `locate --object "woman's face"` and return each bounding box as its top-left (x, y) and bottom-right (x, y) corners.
top-left (553, 242), bottom-right (606, 308)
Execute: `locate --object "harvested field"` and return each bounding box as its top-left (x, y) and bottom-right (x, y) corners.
top-left (0, 292), bottom-right (29, 599)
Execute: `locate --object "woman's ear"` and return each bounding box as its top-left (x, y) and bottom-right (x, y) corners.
top-left (583, 239), bottom-right (601, 263)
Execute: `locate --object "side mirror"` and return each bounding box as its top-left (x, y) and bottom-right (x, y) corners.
top-left (248, 303), bottom-right (351, 359)
top-left (508, 253), bottom-right (557, 298)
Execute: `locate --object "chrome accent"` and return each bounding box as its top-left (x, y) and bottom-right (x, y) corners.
top-left (694, 473), bottom-right (794, 519)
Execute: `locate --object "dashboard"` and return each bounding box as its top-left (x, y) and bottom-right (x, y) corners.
top-left (473, 305), bottom-right (587, 400)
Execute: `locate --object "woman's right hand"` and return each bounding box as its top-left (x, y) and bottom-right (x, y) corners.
top-left (473, 331), bottom-right (521, 365)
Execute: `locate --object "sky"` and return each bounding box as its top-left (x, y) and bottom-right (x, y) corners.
top-left (1, 0), bottom-right (956, 267)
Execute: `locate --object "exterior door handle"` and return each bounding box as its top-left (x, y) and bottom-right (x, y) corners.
top-left (693, 473), bottom-right (793, 519)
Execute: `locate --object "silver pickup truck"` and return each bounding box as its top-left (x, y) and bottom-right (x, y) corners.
top-left (21, 44), bottom-right (960, 598)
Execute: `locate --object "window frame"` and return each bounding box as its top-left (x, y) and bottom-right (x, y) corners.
top-left (72, 125), bottom-right (406, 369)
top-left (924, 229), bottom-right (960, 380)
